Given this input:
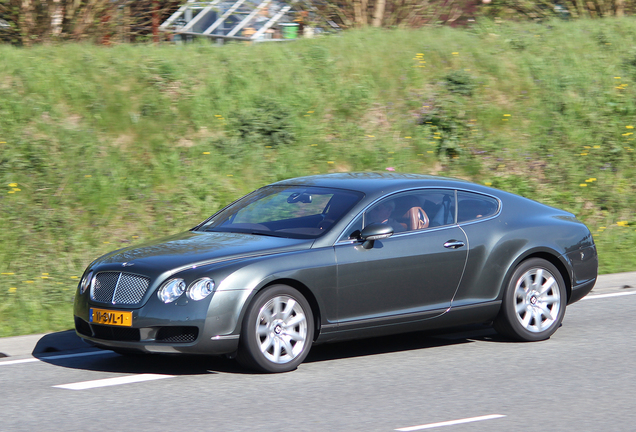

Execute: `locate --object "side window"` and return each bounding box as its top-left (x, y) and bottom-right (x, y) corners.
top-left (457, 191), bottom-right (499, 223)
top-left (363, 189), bottom-right (456, 233)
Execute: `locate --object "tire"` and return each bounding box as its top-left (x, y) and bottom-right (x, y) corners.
top-left (494, 258), bottom-right (567, 342)
top-left (237, 285), bottom-right (314, 373)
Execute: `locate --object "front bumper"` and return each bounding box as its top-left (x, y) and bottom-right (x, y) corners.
top-left (75, 320), bottom-right (240, 355)
top-left (73, 289), bottom-right (251, 355)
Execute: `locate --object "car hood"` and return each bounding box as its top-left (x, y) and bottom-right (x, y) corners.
top-left (92, 231), bottom-right (313, 273)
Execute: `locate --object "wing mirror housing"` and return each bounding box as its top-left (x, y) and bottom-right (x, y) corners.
top-left (359, 223), bottom-right (394, 249)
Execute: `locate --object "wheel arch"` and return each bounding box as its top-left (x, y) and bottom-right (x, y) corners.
top-left (505, 251), bottom-right (572, 302)
top-left (238, 278), bottom-right (322, 342)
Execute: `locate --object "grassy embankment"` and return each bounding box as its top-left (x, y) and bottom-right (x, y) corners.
top-left (1, 18), bottom-right (635, 337)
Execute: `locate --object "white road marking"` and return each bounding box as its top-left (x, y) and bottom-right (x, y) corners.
top-left (0, 358), bottom-right (39, 366)
top-left (396, 414), bottom-right (506, 431)
top-left (53, 373), bottom-right (175, 390)
top-left (0, 350), bottom-right (111, 366)
top-left (582, 291), bottom-right (636, 300)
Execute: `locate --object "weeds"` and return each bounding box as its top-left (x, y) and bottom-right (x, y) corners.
top-left (1, 19), bottom-right (636, 336)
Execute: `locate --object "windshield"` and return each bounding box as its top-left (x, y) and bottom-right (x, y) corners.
top-left (197, 186), bottom-right (364, 239)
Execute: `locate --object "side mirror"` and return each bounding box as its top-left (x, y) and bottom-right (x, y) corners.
top-left (359, 223), bottom-right (393, 249)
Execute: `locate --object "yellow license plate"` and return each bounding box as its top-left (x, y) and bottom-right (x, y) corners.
top-left (90, 308), bottom-right (133, 327)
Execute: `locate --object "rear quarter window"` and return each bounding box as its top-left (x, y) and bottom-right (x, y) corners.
top-left (457, 191), bottom-right (499, 223)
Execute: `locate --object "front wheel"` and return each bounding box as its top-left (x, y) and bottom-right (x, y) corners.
top-left (494, 258), bottom-right (567, 341)
top-left (237, 285), bottom-right (314, 373)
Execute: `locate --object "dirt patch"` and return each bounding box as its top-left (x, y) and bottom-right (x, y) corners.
top-left (361, 104), bottom-right (392, 131)
top-left (111, 133), bottom-right (136, 149)
top-left (177, 137), bottom-right (195, 148)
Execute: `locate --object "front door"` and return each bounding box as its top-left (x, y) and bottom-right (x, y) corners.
top-left (334, 189), bottom-right (468, 326)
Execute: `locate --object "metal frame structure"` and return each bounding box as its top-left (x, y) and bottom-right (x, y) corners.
top-left (160, 0), bottom-right (338, 43)
top-left (160, 0), bottom-right (298, 42)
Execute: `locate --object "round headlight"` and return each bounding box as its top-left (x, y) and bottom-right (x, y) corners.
top-left (158, 278), bottom-right (186, 303)
top-left (80, 271), bottom-right (93, 295)
top-left (187, 278), bottom-right (215, 301)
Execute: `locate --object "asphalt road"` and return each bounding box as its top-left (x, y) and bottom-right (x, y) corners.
top-left (1, 285), bottom-right (635, 431)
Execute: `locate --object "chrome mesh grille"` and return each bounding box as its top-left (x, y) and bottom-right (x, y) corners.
top-left (92, 272), bottom-right (119, 303)
top-left (91, 272), bottom-right (150, 305)
top-left (113, 274), bottom-right (150, 304)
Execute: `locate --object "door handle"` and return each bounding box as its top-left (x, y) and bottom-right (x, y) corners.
top-left (444, 240), bottom-right (465, 249)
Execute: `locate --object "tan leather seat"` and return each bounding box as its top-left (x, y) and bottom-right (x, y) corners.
top-left (393, 196), bottom-right (429, 231)
top-left (404, 207), bottom-right (429, 230)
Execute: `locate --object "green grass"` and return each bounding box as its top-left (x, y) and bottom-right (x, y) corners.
top-left (1, 18), bottom-right (636, 336)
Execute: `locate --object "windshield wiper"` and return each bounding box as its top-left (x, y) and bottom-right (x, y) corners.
top-left (248, 231), bottom-right (283, 237)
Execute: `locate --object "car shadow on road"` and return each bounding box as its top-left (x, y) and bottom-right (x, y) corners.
top-left (34, 325), bottom-right (505, 375)
top-left (306, 324), bottom-right (504, 363)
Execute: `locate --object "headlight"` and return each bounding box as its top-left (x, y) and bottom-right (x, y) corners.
top-left (80, 271), bottom-right (93, 294)
top-left (158, 278), bottom-right (186, 303)
top-left (187, 278), bottom-right (215, 301)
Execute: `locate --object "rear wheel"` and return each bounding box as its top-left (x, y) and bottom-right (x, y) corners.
top-left (237, 285), bottom-right (314, 373)
top-left (494, 258), bottom-right (567, 341)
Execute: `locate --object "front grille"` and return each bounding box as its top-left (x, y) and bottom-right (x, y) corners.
top-left (91, 325), bottom-right (140, 342)
top-left (91, 272), bottom-right (150, 305)
top-left (156, 326), bottom-right (199, 343)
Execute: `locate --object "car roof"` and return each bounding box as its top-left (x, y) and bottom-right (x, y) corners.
top-left (271, 172), bottom-right (475, 195)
